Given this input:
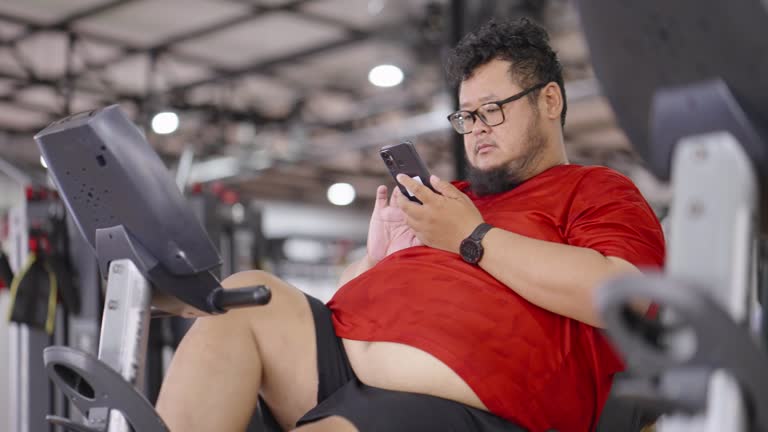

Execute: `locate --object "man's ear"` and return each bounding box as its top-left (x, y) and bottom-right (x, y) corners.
top-left (540, 82), bottom-right (563, 121)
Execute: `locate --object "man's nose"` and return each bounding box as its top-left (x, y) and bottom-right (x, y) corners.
top-left (472, 118), bottom-right (491, 136)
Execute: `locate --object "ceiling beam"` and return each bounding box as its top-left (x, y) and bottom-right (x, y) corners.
top-left (0, 70), bottom-right (288, 126)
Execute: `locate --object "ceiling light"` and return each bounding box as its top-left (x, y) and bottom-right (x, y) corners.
top-left (40, 155), bottom-right (48, 169)
top-left (368, 64), bottom-right (403, 88)
top-left (327, 183), bottom-right (355, 206)
top-left (151, 111), bottom-right (179, 135)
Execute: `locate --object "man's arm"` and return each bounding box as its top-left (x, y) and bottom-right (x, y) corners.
top-left (338, 254), bottom-right (377, 286)
top-left (395, 174), bottom-right (652, 328)
top-left (478, 228), bottom-right (640, 327)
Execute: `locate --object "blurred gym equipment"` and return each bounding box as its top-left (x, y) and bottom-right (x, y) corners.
top-left (576, 1), bottom-right (768, 431)
top-left (34, 105), bottom-right (272, 432)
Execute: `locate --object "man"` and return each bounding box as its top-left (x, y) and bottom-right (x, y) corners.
top-left (156, 18), bottom-right (664, 432)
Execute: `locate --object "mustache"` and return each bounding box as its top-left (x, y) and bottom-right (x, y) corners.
top-left (474, 141), bottom-right (497, 154)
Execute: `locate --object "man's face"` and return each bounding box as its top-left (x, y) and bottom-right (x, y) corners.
top-left (459, 59), bottom-right (545, 175)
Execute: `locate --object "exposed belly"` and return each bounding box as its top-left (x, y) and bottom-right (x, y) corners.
top-left (342, 338), bottom-right (488, 411)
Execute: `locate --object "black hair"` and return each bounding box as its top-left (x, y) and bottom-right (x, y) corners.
top-left (446, 17), bottom-right (567, 127)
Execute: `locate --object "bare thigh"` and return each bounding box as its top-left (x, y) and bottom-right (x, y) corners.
top-left (157, 270), bottom-right (319, 431)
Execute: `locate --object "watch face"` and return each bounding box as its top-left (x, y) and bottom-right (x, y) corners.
top-left (460, 239), bottom-right (482, 263)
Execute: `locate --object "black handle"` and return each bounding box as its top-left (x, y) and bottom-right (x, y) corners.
top-left (209, 285), bottom-right (272, 312)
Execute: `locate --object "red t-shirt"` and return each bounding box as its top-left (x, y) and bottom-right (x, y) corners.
top-left (328, 164), bottom-right (665, 432)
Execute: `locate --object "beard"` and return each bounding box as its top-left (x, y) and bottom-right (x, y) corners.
top-left (466, 115), bottom-right (547, 197)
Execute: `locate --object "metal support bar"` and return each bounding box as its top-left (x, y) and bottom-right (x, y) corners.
top-left (666, 131), bottom-right (757, 320)
top-left (96, 259), bottom-right (153, 431)
top-left (705, 371), bottom-right (747, 432)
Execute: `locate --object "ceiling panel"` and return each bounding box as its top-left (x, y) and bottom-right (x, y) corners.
top-left (278, 40), bottom-right (413, 90)
top-left (239, 0), bottom-right (301, 5)
top-left (70, 92), bottom-right (106, 114)
top-left (15, 86), bottom-right (61, 109)
top-left (0, 102), bottom-right (51, 130)
top-left (14, 31), bottom-right (68, 79)
top-left (75, 71), bottom-right (118, 96)
top-left (157, 57), bottom-right (213, 88)
top-left (0, 20), bottom-right (26, 40)
top-left (75, 0), bottom-right (250, 48)
top-left (174, 12), bottom-right (347, 69)
top-left (0, 0), bottom-right (109, 25)
top-left (303, 91), bottom-right (358, 123)
top-left (0, 78), bottom-right (16, 96)
top-left (101, 54), bottom-right (150, 94)
top-left (73, 38), bottom-right (125, 72)
top-left (183, 75), bottom-right (298, 118)
top-left (0, 47), bottom-right (27, 78)
top-left (272, 61), bottom-right (333, 90)
top-left (230, 75), bottom-right (298, 117)
top-left (301, 0), bottom-right (402, 28)
top-left (185, 84), bottom-right (219, 106)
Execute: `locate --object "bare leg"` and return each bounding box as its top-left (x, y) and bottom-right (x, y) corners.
top-left (156, 270), bottom-right (320, 431)
top-left (291, 416), bottom-right (359, 432)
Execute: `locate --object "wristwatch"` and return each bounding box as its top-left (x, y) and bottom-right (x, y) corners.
top-left (459, 222), bottom-right (494, 264)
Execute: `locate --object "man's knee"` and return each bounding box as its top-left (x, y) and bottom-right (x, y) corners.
top-left (184, 270), bottom-right (305, 341)
top-left (221, 269), bottom-right (276, 290)
top-left (216, 270), bottom-right (319, 427)
top-left (221, 270), bottom-right (307, 314)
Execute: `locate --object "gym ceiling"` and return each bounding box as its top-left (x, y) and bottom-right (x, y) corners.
top-left (0, 0), bottom-right (660, 210)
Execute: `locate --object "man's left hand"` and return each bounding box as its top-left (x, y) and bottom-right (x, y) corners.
top-left (394, 174), bottom-right (484, 254)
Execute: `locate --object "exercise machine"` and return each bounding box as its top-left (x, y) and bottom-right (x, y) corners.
top-left (575, 1), bottom-right (768, 431)
top-left (34, 105), bottom-right (272, 432)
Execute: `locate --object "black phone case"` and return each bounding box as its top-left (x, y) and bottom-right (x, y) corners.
top-left (379, 141), bottom-right (436, 204)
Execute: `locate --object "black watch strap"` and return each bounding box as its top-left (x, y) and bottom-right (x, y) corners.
top-left (469, 222), bottom-right (494, 241)
top-left (460, 222), bottom-right (494, 264)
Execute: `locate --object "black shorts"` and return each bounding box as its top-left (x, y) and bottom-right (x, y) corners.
top-left (295, 294), bottom-right (528, 432)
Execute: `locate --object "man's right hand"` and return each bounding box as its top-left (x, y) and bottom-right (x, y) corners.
top-left (339, 185), bottom-right (422, 286)
top-left (367, 185), bottom-right (422, 263)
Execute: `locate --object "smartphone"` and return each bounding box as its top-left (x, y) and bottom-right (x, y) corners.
top-left (379, 141), bottom-right (438, 204)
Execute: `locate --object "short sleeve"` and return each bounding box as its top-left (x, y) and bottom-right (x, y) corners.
top-left (564, 168), bottom-right (665, 269)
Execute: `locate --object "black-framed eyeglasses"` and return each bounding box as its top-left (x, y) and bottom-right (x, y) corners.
top-left (447, 83), bottom-right (547, 135)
